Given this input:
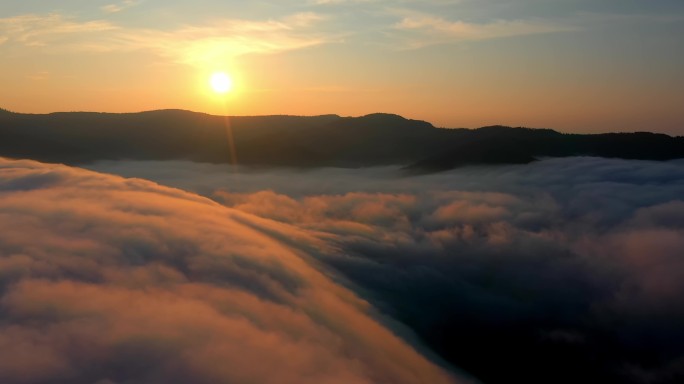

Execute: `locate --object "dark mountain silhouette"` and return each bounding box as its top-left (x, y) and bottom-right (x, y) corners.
top-left (0, 109), bottom-right (682, 170)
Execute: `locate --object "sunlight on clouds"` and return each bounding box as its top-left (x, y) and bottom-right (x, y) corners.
top-left (101, 0), bottom-right (139, 14)
top-left (0, 158), bottom-right (466, 384)
top-left (138, 21), bottom-right (327, 67)
top-left (156, 12), bottom-right (329, 68)
top-left (0, 12), bottom-right (329, 67)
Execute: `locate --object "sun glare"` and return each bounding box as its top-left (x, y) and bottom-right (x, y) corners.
top-left (210, 72), bottom-right (233, 94)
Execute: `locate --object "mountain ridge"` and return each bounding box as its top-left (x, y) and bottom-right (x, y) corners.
top-left (1, 109), bottom-right (682, 170)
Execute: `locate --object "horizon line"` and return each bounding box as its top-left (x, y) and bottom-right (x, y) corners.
top-left (1, 107), bottom-right (679, 137)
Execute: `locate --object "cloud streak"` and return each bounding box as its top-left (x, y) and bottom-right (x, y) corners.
top-left (0, 14), bottom-right (116, 48)
top-left (125, 12), bottom-right (329, 67)
top-left (0, 12), bottom-right (330, 66)
top-left (101, 0), bottom-right (140, 14)
top-left (391, 11), bottom-right (573, 48)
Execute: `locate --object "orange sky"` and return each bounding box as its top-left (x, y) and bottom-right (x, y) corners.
top-left (1, 1), bottom-right (683, 134)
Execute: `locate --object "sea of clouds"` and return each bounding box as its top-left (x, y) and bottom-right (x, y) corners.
top-left (1, 157), bottom-right (683, 383)
top-left (0, 158), bottom-right (465, 384)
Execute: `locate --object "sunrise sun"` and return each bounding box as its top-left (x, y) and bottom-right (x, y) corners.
top-left (210, 72), bottom-right (233, 94)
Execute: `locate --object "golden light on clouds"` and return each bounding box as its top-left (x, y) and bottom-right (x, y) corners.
top-left (0, 158), bottom-right (462, 384)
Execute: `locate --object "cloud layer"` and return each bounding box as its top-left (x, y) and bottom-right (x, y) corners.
top-left (90, 157), bottom-right (684, 384)
top-left (207, 158), bottom-right (684, 384)
top-left (8, 156), bottom-right (684, 383)
top-left (0, 158), bottom-right (463, 384)
top-left (0, 12), bottom-right (329, 66)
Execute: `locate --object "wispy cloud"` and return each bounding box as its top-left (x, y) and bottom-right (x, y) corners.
top-left (392, 11), bottom-right (574, 48)
top-left (121, 12), bottom-right (329, 66)
top-left (0, 14), bottom-right (116, 48)
top-left (26, 70), bottom-right (49, 81)
top-left (101, 0), bottom-right (139, 14)
top-left (0, 12), bottom-right (330, 67)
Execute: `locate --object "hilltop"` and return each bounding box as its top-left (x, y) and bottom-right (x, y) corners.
top-left (0, 109), bottom-right (682, 170)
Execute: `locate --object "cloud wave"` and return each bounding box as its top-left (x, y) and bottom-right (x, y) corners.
top-left (0, 158), bottom-right (464, 384)
top-left (61, 157), bottom-right (684, 383)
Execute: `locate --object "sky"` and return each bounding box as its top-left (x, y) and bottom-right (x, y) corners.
top-left (1, 0), bottom-right (683, 134)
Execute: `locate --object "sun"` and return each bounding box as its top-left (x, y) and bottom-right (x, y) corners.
top-left (210, 72), bottom-right (233, 94)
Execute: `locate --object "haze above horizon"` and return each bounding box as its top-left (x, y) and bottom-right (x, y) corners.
top-left (1, 0), bottom-right (683, 134)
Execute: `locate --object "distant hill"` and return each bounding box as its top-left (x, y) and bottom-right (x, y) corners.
top-left (0, 109), bottom-right (682, 171)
